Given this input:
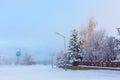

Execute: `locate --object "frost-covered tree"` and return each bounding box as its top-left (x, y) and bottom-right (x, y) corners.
top-left (21, 53), bottom-right (34, 65)
top-left (84, 30), bottom-right (106, 62)
top-left (79, 17), bottom-right (98, 62)
top-left (68, 28), bottom-right (83, 62)
top-left (103, 37), bottom-right (120, 61)
top-left (56, 51), bottom-right (65, 67)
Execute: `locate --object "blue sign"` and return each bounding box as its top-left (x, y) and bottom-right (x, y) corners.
top-left (16, 51), bottom-right (21, 56)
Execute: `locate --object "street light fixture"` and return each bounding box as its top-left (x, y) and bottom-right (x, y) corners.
top-left (55, 32), bottom-right (67, 71)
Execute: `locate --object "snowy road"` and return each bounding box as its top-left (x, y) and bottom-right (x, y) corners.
top-left (0, 65), bottom-right (120, 80)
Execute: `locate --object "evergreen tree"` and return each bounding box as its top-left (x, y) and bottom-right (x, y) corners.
top-left (68, 28), bottom-right (83, 62)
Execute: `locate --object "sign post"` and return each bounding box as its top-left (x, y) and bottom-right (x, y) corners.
top-left (16, 49), bottom-right (21, 65)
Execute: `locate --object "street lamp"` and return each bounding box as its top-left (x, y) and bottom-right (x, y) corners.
top-left (55, 32), bottom-right (67, 71)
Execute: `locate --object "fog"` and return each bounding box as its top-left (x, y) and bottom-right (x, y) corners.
top-left (0, 0), bottom-right (120, 61)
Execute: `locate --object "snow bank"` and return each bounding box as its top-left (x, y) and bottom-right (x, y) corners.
top-left (0, 65), bottom-right (119, 80)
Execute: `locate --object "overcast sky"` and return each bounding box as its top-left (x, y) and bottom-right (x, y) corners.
top-left (0, 0), bottom-right (120, 60)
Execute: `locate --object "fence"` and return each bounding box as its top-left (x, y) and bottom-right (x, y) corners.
top-left (72, 61), bottom-right (120, 67)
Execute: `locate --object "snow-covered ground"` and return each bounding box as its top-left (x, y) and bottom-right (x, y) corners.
top-left (0, 65), bottom-right (120, 80)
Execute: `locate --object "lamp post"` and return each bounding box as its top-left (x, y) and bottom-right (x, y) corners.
top-left (55, 32), bottom-right (67, 71)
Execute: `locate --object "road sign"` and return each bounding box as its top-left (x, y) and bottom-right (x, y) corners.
top-left (16, 51), bottom-right (21, 57)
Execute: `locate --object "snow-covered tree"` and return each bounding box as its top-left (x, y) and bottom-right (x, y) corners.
top-left (56, 51), bottom-right (66, 67)
top-left (21, 53), bottom-right (34, 65)
top-left (68, 28), bottom-right (83, 62)
top-left (103, 37), bottom-right (120, 61)
top-left (84, 30), bottom-right (106, 62)
top-left (79, 17), bottom-right (98, 62)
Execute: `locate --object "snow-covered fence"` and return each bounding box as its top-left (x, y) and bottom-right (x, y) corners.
top-left (72, 61), bottom-right (120, 67)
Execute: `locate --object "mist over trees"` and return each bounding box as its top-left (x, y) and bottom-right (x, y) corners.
top-left (57, 17), bottom-right (120, 66)
top-left (0, 53), bottom-right (35, 65)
